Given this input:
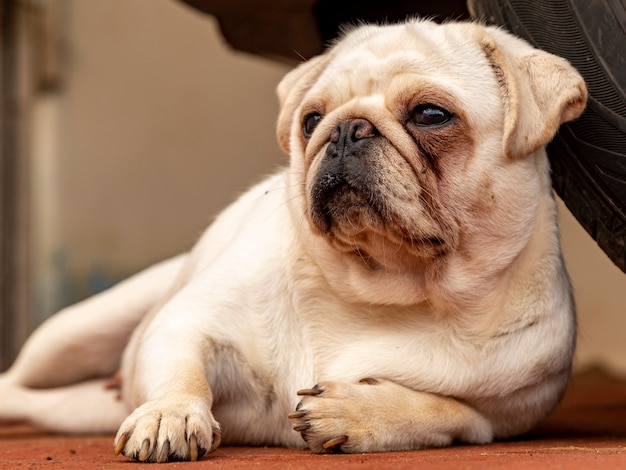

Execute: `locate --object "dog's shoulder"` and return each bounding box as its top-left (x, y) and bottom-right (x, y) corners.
top-left (184, 168), bottom-right (298, 277)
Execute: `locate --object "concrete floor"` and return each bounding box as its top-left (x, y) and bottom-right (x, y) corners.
top-left (1, 368), bottom-right (625, 469)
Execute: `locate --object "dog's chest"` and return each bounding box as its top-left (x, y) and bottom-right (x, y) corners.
top-left (296, 301), bottom-right (457, 384)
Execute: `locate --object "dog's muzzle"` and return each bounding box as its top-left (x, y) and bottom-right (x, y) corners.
top-left (309, 118), bottom-right (383, 233)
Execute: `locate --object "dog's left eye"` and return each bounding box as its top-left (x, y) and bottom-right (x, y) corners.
top-left (303, 113), bottom-right (323, 137)
top-left (412, 104), bottom-right (451, 127)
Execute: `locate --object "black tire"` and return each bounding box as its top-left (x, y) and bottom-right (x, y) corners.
top-left (469, 0), bottom-right (626, 273)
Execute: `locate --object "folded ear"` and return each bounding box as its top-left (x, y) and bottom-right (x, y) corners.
top-left (480, 27), bottom-right (587, 159)
top-left (276, 53), bottom-right (332, 154)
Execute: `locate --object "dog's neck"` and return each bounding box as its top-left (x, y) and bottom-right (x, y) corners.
top-left (299, 188), bottom-right (565, 328)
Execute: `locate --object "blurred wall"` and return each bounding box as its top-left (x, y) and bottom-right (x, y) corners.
top-left (558, 198), bottom-right (626, 376)
top-left (30, 0), bottom-right (626, 375)
top-left (31, 0), bottom-right (290, 319)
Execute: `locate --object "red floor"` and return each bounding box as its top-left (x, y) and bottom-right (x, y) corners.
top-left (1, 368), bottom-right (625, 469)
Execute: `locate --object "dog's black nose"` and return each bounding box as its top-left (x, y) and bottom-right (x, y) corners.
top-left (326, 119), bottom-right (378, 162)
top-left (330, 119), bottom-right (377, 145)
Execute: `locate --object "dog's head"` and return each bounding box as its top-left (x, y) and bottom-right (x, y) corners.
top-left (277, 20), bottom-right (586, 308)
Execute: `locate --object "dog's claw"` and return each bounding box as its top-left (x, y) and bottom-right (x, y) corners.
top-left (323, 435), bottom-right (348, 449)
top-left (293, 423), bottom-right (311, 432)
top-left (189, 433), bottom-right (199, 461)
top-left (358, 377), bottom-right (380, 385)
top-left (156, 440), bottom-right (170, 463)
top-left (188, 432), bottom-right (211, 461)
top-left (288, 410), bottom-right (307, 419)
top-left (209, 430), bottom-right (222, 453)
top-left (138, 438), bottom-right (151, 461)
top-left (297, 388), bottom-right (324, 396)
top-left (113, 431), bottom-right (129, 457)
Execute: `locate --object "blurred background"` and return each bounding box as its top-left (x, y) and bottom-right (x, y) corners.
top-left (1, 0), bottom-right (625, 376)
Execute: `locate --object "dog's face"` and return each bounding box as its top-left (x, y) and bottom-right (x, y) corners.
top-left (277, 20), bottom-right (586, 306)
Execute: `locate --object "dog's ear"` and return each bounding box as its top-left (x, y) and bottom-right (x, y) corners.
top-left (276, 53), bottom-right (332, 154)
top-left (480, 27), bottom-right (587, 159)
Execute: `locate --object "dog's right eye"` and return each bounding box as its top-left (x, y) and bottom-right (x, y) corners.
top-left (303, 113), bottom-right (323, 138)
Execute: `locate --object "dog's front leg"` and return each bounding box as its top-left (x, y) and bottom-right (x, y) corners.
top-left (114, 316), bottom-right (221, 463)
top-left (289, 379), bottom-right (493, 453)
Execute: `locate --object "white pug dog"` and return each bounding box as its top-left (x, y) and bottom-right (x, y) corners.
top-left (0, 19), bottom-right (586, 462)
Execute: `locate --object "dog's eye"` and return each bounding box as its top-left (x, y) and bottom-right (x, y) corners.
top-left (412, 105), bottom-right (451, 127)
top-left (303, 113), bottom-right (323, 137)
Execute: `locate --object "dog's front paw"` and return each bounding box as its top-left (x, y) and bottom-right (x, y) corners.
top-left (288, 379), bottom-right (385, 454)
top-left (114, 394), bottom-right (221, 462)
top-left (289, 379), bottom-right (493, 453)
